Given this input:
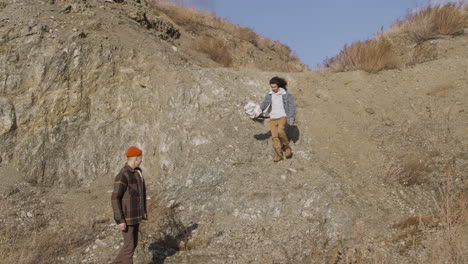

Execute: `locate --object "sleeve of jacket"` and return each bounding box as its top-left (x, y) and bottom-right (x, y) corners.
top-left (287, 93), bottom-right (296, 124)
top-left (259, 93), bottom-right (271, 111)
top-left (111, 171), bottom-right (128, 224)
top-left (143, 183), bottom-right (148, 220)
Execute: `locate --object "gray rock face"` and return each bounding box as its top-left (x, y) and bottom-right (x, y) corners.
top-left (0, 98), bottom-right (16, 135)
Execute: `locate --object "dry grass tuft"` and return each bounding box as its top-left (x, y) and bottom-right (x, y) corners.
top-left (325, 36), bottom-right (399, 73)
top-left (195, 35), bottom-right (233, 67)
top-left (235, 26), bottom-right (259, 46)
top-left (426, 83), bottom-right (454, 97)
top-left (385, 150), bottom-right (435, 186)
top-left (139, 191), bottom-right (212, 263)
top-left (394, 215), bottom-right (435, 229)
top-left (331, 222), bottom-right (390, 264)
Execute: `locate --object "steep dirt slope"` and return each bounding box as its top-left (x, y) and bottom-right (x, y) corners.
top-left (0, 1), bottom-right (467, 264)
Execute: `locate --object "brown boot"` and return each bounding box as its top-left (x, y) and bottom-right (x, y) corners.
top-left (272, 136), bottom-right (284, 162)
top-left (285, 147), bottom-right (293, 159)
top-left (274, 154), bottom-right (283, 162)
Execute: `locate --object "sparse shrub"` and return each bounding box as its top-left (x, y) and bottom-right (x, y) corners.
top-left (235, 26), bottom-right (259, 46)
top-left (406, 41), bottom-right (438, 65)
top-left (270, 40), bottom-right (293, 57)
top-left (385, 150), bottom-right (435, 186)
top-left (393, 15), bottom-right (438, 44)
top-left (432, 3), bottom-right (468, 35)
top-left (325, 36), bottom-right (399, 73)
top-left (417, 161), bottom-right (468, 264)
top-left (195, 35), bottom-right (233, 67)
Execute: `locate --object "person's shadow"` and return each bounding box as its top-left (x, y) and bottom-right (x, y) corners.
top-left (149, 223), bottom-right (199, 264)
top-left (254, 124), bottom-right (300, 143)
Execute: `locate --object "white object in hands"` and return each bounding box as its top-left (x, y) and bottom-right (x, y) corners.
top-left (244, 101), bottom-right (262, 119)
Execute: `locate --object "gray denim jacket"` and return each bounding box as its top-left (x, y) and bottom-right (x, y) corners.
top-left (260, 90), bottom-right (296, 124)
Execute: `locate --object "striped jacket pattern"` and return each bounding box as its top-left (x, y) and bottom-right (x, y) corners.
top-left (111, 164), bottom-right (147, 225)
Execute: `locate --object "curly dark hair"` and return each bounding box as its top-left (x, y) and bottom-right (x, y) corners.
top-left (269, 76), bottom-right (288, 90)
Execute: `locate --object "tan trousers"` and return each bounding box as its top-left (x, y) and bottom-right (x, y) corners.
top-left (112, 224), bottom-right (139, 264)
top-left (270, 117), bottom-right (290, 156)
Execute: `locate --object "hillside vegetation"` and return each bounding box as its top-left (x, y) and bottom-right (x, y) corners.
top-left (324, 3), bottom-right (468, 73)
top-left (151, 1), bottom-right (309, 72)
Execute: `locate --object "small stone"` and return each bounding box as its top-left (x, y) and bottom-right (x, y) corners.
top-left (61, 5), bottom-right (72, 14)
top-left (383, 119), bottom-right (394, 126)
top-left (95, 239), bottom-right (106, 247)
top-left (72, 28), bottom-right (78, 32)
top-left (167, 199), bottom-right (176, 208)
top-left (172, 46), bottom-right (178, 52)
top-left (287, 168), bottom-right (297, 173)
top-left (365, 107), bottom-right (375, 114)
top-left (26, 212), bottom-right (33, 218)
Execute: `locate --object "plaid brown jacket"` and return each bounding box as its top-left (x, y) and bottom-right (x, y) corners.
top-left (111, 164), bottom-right (147, 225)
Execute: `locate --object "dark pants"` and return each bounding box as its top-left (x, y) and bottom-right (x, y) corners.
top-left (112, 224), bottom-right (139, 264)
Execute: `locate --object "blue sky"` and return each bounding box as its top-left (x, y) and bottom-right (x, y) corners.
top-left (179, 0), bottom-right (459, 68)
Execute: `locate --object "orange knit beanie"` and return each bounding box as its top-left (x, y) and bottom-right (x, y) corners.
top-left (126, 146), bottom-right (142, 157)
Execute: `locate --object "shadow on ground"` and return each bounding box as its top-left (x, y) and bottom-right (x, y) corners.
top-left (254, 124), bottom-right (300, 143)
top-left (149, 223), bottom-right (199, 264)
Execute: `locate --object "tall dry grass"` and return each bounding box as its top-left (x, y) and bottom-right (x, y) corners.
top-left (390, 3), bottom-right (468, 43)
top-left (416, 160), bottom-right (468, 264)
top-left (386, 156), bottom-right (468, 263)
top-left (329, 155), bottom-right (467, 263)
top-left (324, 36), bottom-right (399, 73)
top-left (385, 149), bottom-right (436, 186)
top-left (195, 35), bottom-right (233, 67)
top-left (325, 3), bottom-right (468, 73)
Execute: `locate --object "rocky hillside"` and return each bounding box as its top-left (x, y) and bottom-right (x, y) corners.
top-left (0, 0), bottom-right (467, 263)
